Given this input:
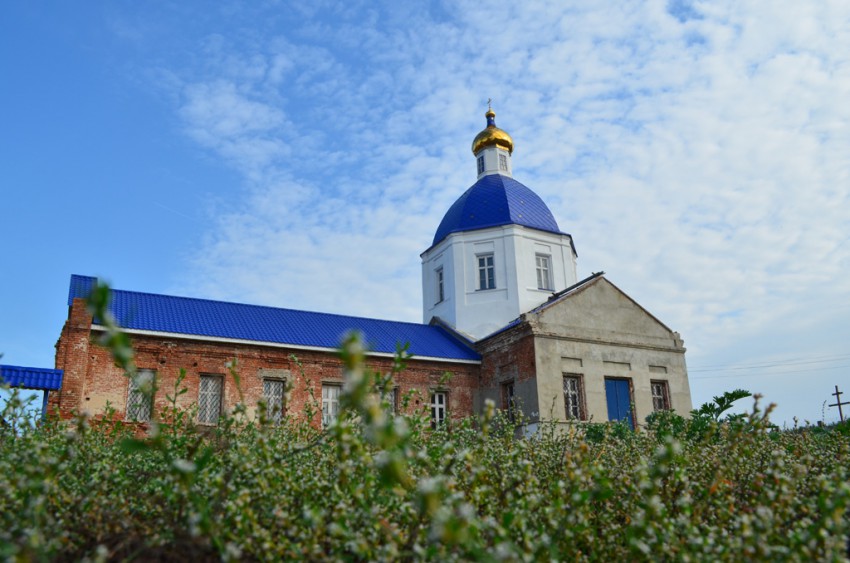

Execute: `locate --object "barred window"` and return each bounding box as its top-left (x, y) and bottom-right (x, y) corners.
top-left (198, 375), bottom-right (223, 425)
top-left (431, 391), bottom-right (447, 429)
top-left (477, 156), bottom-right (485, 174)
top-left (563, 375), bottom-right (586, 420)
top-left (499, 153), bottom-right (508, 171)
top-left (651, 381), bottom-right (671, 411)
top-left (263, 379), bottom-right (285, 424)
top-left (502, 381), bottom-right (516, 422)
top-left (126, 369), bottom-right (154, 422)
top-left (322, 385), bottom-right (340, 427)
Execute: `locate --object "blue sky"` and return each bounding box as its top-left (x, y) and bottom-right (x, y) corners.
top-left (2, 1), bottom-right (849, 425)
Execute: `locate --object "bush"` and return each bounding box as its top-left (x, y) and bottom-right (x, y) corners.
top-left (2, 339), bottom-right (849, 561)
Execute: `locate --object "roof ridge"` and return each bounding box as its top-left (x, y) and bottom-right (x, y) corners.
top-left (545, 271), bottom-right (605, 304)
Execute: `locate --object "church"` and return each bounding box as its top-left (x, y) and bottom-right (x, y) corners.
top-left (52, 108), bottom-right (692, 430)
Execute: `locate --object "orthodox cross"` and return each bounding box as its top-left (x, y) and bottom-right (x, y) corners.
top-left (828, 385), bottom-right (849, 422)
top-left (487, 98), bottom-right (492, 110)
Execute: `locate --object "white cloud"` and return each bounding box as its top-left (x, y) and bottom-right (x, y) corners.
top-left (148, 1), bottom-right (850, 423)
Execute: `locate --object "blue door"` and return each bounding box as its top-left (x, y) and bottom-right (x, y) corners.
top-left (605, 378), bottom-right (633, 429)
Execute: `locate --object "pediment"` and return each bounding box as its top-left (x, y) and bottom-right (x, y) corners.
top-left (531, 277), bottom-right (681, 348)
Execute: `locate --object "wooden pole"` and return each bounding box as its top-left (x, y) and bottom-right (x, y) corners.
top-left (828, 385), bottom-right (849, 423)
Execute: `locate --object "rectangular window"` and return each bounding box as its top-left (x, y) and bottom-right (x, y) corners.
top-left (384, 387), bottom-right (399, 414)
top-left (126, 369), bottom-right (155, 422)
top-left (536, 254), bottom-right (552, 290)
top-left (499, 153), bottom-right (508, 171)
top-left (563, 374), bottom-right (586, 420)
top-left (478, 254), bottom-right (495, 290)
top-left (436, 267), bottom-right (444, 303)
top-left (431, 391), bottom-right (447, 429)
top-left (322, 385), bottom-right (341, 427)
top-left (198, 374), bottom-right (223, 425)
top-left (263, 379), bottom-right (285, 424)
top-left (651, 380), bottom-right (671, 411)
top-left (477, 156), bottom-right (485, 174)
top-left (501, 381), bottom-right (516, 422)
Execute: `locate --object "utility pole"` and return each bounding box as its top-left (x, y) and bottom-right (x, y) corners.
top-left (828, 385), bottom-right (850, 423)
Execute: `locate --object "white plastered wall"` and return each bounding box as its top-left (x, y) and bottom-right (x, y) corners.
top-left (422, 224), bottom-right (577, 340)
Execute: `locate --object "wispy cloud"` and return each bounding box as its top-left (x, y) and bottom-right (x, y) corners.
top-left (130, 1), bottom-right (850, 422)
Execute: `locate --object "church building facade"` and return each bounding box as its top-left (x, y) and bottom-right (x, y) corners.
top-left (52, 109), bottom-right (692, 429)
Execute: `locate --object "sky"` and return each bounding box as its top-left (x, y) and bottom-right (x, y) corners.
top-left (1, 0), bottom-right (849, 425)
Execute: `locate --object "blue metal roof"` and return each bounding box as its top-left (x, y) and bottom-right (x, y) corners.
top-left (432, 174), bottom-right (565, 246)
top-left (0, 365), bottom-right (63, 390)
top-left (67, 275), bottom-right (480, 362)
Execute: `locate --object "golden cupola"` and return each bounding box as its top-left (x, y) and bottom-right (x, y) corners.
top-left (471, 108), bottom-right (514, 155)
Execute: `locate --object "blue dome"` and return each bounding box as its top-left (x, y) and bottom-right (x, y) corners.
top-left (432, 174), bottom-right (563, 246)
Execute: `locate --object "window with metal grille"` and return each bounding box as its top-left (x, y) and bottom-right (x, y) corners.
top-left (198, 375), bottom-right (223, 425)
top-left (477, 254), bottom-right (495, 290)
top-left (499, 153), bottom-right (508, 171)
top-left (436, 267), bottom-right (444, 303)
top-left (263, 379), bottom-right (285, 424)
top-left (126, 369), bottom-right (154, 422)
top-left (502, 381), bottom-right (516, 422)
top-left (563, 374), bottom-right (585, 420)
top-left (651, 381), bottom-right (671, 411)
top-left (431, 391), bottom-right (447, 429)
top-left (477, 156), bottom-right (485, 174)
top-left (322, 385), bottom-right (340, 427)
top-left (536, 254), bottom-right (552, 290)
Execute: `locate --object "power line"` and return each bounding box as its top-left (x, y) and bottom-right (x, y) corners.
top-left (691, 363), bottom-right (849, 380)
top-left (689, 353), bottom-right (850, 373)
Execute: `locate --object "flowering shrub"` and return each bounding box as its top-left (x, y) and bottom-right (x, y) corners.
top-left (1, 287), bottom-right (847, 560)
top-left (2, 343), bottom-right (848, 561)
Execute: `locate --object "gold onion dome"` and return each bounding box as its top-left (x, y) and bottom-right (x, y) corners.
top-left (471, 108), bottom-right (514, 155)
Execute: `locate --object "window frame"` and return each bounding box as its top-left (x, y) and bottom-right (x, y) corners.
top-left (126, 368), bottom-right (155, 422)
top-left (563, 373), bottom-right (587, 421)
top-left (501, 380), bottom-right (517, 422)
top-left (262, 378), bottom-right (286, 424)
top-left (477, 253), bottom-right (496, 290)
top-left (435, 267), bottom-right (444, 304)
top-left (322, 384), bottom-right (341, 427)
top-left (430, 390), bottom-right (447, 429)
top-left (198, 373), bottom-right (224, 425)
top-left (535, 253), bottom-right (553, 290)
top-left (498, 153), bottom-right (508, 171)
top-left (383, 386), bottom-right (400, 415)
top-left (477, 155), bottom-right (485, 175)
top-left (651, 380), bottom-right (671, 411)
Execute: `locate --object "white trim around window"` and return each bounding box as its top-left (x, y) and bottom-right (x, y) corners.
top-left (322, 384), bottom-right (341, 427)
top-left (536, 254), bottom-right (552, 290)
top-left (477, 253), bottom-right (495, 290)
top-left (430, 391), bottom-right (447, 428)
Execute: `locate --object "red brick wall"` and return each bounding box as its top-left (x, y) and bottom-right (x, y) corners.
top-left (51, 298), bottom-right (94, 417)
top-left (53, 298), bottom-right (479, 425)
top-left (477, 323), bottom-right (536, 389)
